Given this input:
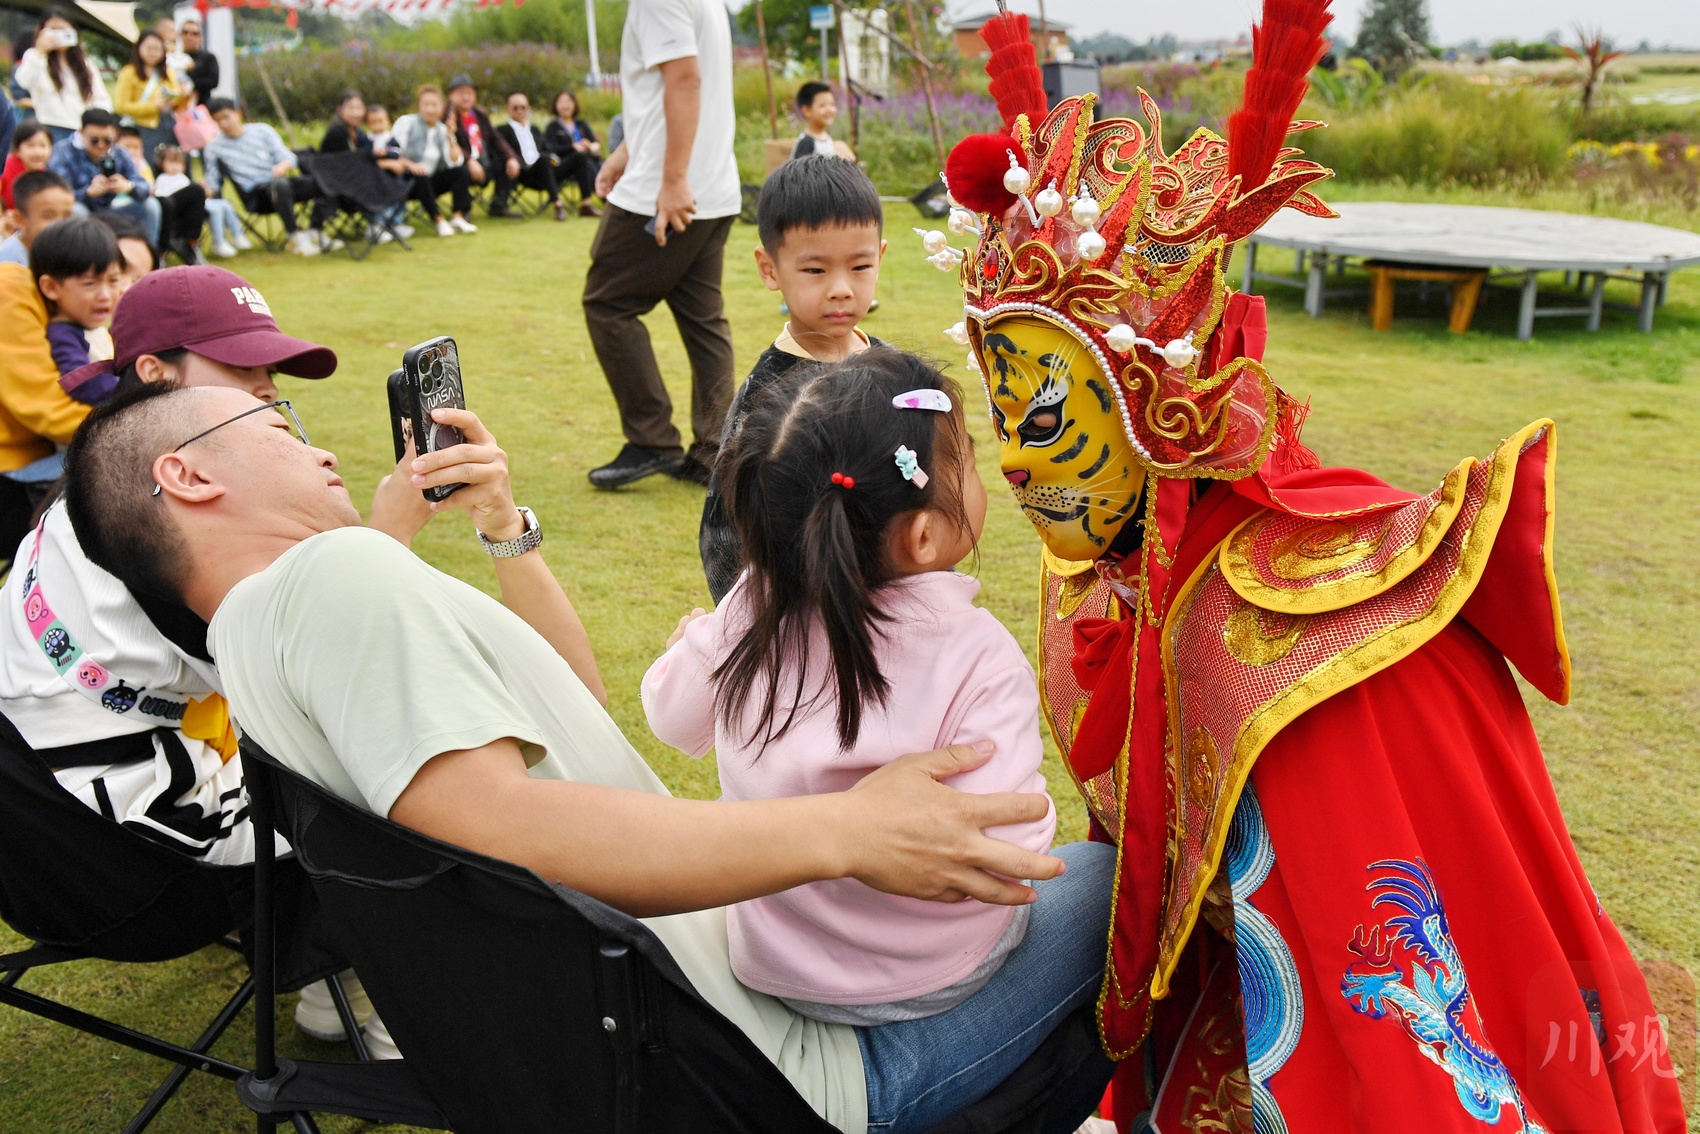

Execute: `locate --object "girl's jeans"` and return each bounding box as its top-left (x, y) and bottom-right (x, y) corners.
top-left (857, 840), bottom-right (1114, 1133)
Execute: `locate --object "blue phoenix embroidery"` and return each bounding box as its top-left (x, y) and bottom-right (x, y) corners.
top-left (1225, 785), bottom-right (1302, 1134)
top-left (1341, 859), bottom-right (1546, 1132)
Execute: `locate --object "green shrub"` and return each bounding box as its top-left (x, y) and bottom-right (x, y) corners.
top-left (240, 43), bottom-right (621, 126)
top-left (1302, 79), bottom-right (1568, 185)
top-left (1581, 99), bottom-right (1700, 145)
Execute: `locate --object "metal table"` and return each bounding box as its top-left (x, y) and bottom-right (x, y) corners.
top-left (1243, 202), bottom-right (1700, 339)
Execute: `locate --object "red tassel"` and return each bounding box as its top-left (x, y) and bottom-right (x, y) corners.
top-left (979, 12), bottom-right (1047, 132)
top-left (1272, 391), bottom-right (1321, 473)
top-left (945, 132), bottom-right (1025, 217)
top-left (1226, 0), bottom-right (1333, 191)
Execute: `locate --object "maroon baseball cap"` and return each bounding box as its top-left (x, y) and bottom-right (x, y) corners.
top-left (62, 265), bottom-right (337, 390)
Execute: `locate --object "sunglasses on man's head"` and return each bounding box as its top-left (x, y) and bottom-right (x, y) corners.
top-left (151, 400), bottom-right (310, 497)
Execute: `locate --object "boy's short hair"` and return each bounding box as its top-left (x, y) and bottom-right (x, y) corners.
top-left (12, 170), bottom-right (72, 215)
top-left (30, 216), bottom-right (120, 285)
top-left (118, 124), bottom-right (143, 141)
top-left (797, 81), bottom-right (831, 110)
top-left (206, 97), bottom-right (238, 116)
top-left (758, 155), bottom-right (882, 251)
top-left (366, 103), bottom-right (388, 117)
top-left (81, 108), bottom-right (120, 131)
top-left (416, 83), bottom-right (443, 102)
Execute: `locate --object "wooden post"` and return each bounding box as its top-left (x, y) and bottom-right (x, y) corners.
top-left (840, 9), bottom-right (858, 154)
top-left (248, 49), bottom-right (293, 141)
top-left (1037, 0), bottom-right (1050, 61)
top-left (753, 0), bottom-right (778, 139)
top-left (901, 0), bottom-right (947, 170)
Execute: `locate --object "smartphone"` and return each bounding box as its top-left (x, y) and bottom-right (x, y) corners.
top-left (643, 215), bottom-right (658, 237)
top-left (397, 337), bottom-right (467, 502)
top-left (385, 368), bottom-right (412, 462)
top-left (50, 27), bottom-right (78, 48)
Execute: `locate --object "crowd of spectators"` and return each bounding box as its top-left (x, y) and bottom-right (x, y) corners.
top-left (4, 9), bottom-right (613, 265)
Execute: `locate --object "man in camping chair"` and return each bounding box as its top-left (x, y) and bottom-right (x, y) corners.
top-left (61, 382), bottom-right (1118, 1134)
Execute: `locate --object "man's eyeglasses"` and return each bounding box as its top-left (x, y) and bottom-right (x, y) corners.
top-left (151, 399), bottom-right (310, 497)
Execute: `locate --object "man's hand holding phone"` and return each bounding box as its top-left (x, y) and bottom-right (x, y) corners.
top-left (368, 409), bottom-right (520, 546)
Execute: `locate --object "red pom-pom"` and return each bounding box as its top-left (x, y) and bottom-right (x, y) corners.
top-left (945, 132), bottom-right (1025, 217)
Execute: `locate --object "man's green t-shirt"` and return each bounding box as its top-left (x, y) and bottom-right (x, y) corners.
top-left (210, 527), bottom-right (867, 1132)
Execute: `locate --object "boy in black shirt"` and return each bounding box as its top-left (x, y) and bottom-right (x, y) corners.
top-left (698, 156), bottom-right (886, 601)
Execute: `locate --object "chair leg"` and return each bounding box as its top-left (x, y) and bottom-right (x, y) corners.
top-left (120, 976), bottom-right (257, 1134)
top-left (324, 973), bottom-right (371, 1062)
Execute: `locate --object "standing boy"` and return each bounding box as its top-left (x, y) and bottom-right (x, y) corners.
top-left (697, 156), bottom-right (886, 601)
top-left (582, 0), bottom-right (741, 489)
top-left (790, 82), bottom-right (855, 161)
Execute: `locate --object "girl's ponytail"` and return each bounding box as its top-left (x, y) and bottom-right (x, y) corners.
top-left (713, 349), bottom-right (971, 751)
top-left (801, 475), bottom-right (888, 747)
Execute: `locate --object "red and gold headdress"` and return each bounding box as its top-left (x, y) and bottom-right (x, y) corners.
top-left (932, 0), bottom-right (1336, 480)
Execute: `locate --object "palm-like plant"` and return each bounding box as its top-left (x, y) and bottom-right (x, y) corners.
top-left (1563, 25), bottom-right (1624, 118)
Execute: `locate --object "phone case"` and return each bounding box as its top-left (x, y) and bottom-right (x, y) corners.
top-left (399, 336), bottom-right (468, 503)
top-left (385, 368), bottom-right (411, 463)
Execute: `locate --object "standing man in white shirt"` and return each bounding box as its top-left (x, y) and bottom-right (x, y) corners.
top-left (582, 0), bottom-right (740, 489)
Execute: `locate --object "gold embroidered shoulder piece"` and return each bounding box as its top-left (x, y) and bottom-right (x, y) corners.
top-left (1149, 420), bottom-right (1562, 998)
top-left (1037, 548), bottom-right (1123, 830)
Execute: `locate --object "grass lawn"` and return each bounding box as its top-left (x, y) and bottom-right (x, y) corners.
top-left (0, 193), bottom-right (1696, 1129)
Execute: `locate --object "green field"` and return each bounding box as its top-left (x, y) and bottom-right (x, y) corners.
top-left (0, 195), bottom-right (1695, 1129)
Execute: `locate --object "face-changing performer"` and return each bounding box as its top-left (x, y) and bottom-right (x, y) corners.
top-left (928, 4), bottom-right (1688, 1133)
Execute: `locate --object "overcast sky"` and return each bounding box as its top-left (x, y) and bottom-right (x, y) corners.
top-left (969, 0), bottom-right (1700, 49)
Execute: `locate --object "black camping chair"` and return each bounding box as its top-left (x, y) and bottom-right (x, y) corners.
top-left (214, 160), bottom-right (303, 254)
top-left (239, 738), bottom-right (1114, 1134)
top-left (0, 714), bottom-right (359, 1132)
top-left (300, 151), bottom-right (413, 260)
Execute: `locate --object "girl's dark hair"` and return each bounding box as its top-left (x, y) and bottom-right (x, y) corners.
top-left (154, 141), bottom-right (185, 167)
top-left (35, 9), bottom-right (95, 102)
top-left (30, 215), bottom-right (119, 289)
top-left (336, 89), bottom-right (365, 145)
top-left (128, 30), bottom-right (168, 81)
top-left (11, 120), bottom-right (49, 153)
top-left (714, 348), bottom-right (974, 750)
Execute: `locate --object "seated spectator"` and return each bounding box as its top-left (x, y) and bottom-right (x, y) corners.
top-left (0, 222), bottom-right (89, 553)
top-left (3, 121), bottom-right (55, 214)
top-left (360, 103), bottom-right (415, 242)
top-left (47, 109), bottom-right (162, 245)
top-left (116, 127), bottom-right (156, 187)
top-left (92, 210), bottom-right (158, 292)
top-left (319, 89), bottom-right (372, 156)
top-left (791, 82), bottom-right (855, 161)
top-left (14, 9), bottom-right (112, 144)
top-left (543, 89), bottom-right (604, 217)
top-left (114, 29), bottom-right (191, 167)
top-left (446, 74), bottom-right (518, 218)
top-left (31, 216), bottom-right (121, 404)
top-left (156, 143), bottom-right (244, 258)
top-left (495, 91), bottom-right (565, 222)
top-left (64, 379), bottom-right (1108, 1134)
top-left (392, 85), bottom-right (476, 237)
top-left (202, 98), bottom-right (339, 258)
top-left (1, 170), bottom-right (76, 267)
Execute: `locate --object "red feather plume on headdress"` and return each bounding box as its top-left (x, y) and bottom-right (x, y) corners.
top-left (944, 10), bottom-right (1047, 217)
top-left (1226, 0), bottom-right (1333, 191)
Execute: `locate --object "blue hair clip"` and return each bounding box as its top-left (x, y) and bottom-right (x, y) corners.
top-left (894, 445), bottom-right (928, 489)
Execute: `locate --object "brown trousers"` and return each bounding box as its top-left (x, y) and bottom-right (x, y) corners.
top-left (582, 204), bottom-right (736, 457)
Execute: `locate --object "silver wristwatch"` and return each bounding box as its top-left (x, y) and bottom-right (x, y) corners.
top-left (478, 506), bottom-right (543, 558)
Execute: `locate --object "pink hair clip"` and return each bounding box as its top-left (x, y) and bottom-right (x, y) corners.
top-left (892, 389), bottom-right (952, 413)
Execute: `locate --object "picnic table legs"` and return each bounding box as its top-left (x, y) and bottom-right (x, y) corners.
top-left (1448, 273), bottom-right (1484, 334)
top-left (1587, 274), bottom-right (1606, 332)
top-left (1517, 271), bottom-right (1539, 341)
top-left (1304, 255), bottom-right (1326, 318)
top-left (1639, 271), bottom-right (1666, 333)
top-left (1370, 265), bottom-right (1484, 334)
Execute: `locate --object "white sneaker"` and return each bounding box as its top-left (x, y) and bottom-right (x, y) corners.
top-left (309, 230), bottom-right (345, 253)
top-left (435, 217), bottom-right (455, 237)
top-left (363, 1011), bottom-right (403, 1060)
top-left (366, 225), bottom-right (394, 245)
top-left (230, 230), bottom-right (253, 251)
top-left (293, 972), bottom-right (373, 1041)
top-left (448, 215), bottom-right (478, 234)
top-left (393, 223), bottom-right (415, 239)
top-left (1071, 1120), bottom-right (1117, 1134)
top-left (211, 239), bottom-right (238, 259)
top-left (288, 231), bottom-right (321, 257)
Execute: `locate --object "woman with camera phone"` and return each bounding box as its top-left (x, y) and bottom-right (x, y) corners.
top-left (14, 9), bottom-right (111, 143)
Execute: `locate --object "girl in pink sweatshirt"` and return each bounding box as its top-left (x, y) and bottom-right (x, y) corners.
top-left (642, 350), bottom-right (1055, 1025)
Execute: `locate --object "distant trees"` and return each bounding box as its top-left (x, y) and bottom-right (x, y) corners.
top-left (1353, 0), bottom-right (1431, 78)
